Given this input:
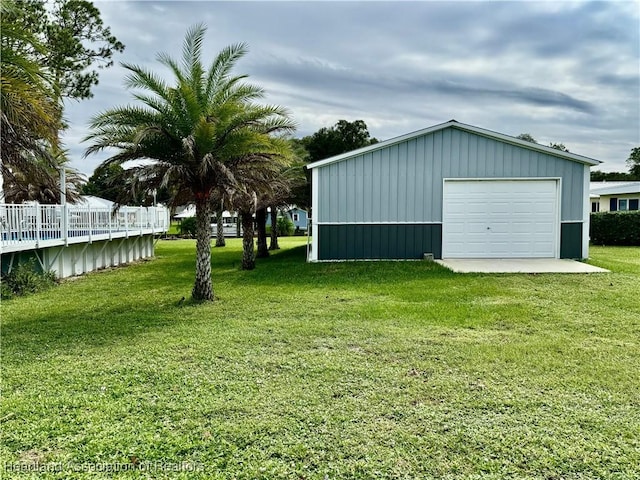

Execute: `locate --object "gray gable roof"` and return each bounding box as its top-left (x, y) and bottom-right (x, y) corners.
top-left (307, 120), bottom-right (601, 169)
top-left (590, 182), bottom-right (640, 196)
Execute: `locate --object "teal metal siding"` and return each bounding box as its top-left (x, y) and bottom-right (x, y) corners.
top-left (318, 224), bottom-right (442, 260)
top-left (560, 223), bottom-right (583, 259)
top-left (317, 127), bottom-right (586, 224)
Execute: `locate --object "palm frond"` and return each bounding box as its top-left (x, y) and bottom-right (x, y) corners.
top-left (181, 23), bottom-right (207, 81)
top-left (204, 43), bottom-right (249, 103)
top-left (156, 51), bottom-right (187, 86)
top-left (212, 80), bottom-right (263, 107)
top-left (121, 63), bottom-right (170, 100)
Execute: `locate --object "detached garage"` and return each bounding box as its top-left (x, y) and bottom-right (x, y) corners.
top-left (307, 120), bottom-right (600, 262)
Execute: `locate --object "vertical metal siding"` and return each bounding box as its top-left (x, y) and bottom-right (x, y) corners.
top-left (560, 223), bottom-right (583, 258)
top-left (398, 142), bottom-right (408, 221)
top-left (317, 128), bottom-right (585, 223)
top-left (415, 137), bottom-right (425, 220)
top-left (318, 224), bottom-right (443, 260)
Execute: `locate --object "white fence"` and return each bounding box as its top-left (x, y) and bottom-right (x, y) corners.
top-left (0, 203), bottom-right (169, 252)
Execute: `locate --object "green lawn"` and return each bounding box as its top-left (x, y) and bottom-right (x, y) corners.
top-left (167, 221), bottom-right (181, 235)
top-left (1, 239), bottom-right (639, 479)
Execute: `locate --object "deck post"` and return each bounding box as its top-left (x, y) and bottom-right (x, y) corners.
top-left (88, 204), bottom-right (92, 243)
top-left (61, 204), bottom-right (68, 245)
top-left (60, 169), bottom-right (68, 246)
top-left (124, 207), bottom-right (129, 237)
top-left (35, 203), bottom-right (42, 247)
top-left (19, 206), bottom-right (24, 242)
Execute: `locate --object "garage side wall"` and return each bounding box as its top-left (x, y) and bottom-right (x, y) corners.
top-left (315, 127), bottom-right (586, 260)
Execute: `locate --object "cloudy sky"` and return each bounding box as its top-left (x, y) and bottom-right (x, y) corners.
top-left (64, 0), bottom-right (640, 176)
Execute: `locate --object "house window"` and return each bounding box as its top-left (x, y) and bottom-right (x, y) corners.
top-left (292, 213), bottom-right (299, 222)
top-left (614, 198), bottom-right (640, 211)
top-left (591, 201), bottom-right (599, 213)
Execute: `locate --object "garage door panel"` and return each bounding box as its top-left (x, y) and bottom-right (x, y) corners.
top-left (489, 203), bottom-right (511, 215)
top-left (534, 242), bottom-right (554, 252)
top-left (535, 205), bottom-right (556, 215)
top-left (490, 244), bottom-right (512, 256)
top-left (488, 222), bottom-right (509, 233)
top-left (466, 245), bottom-right (489, 255)
top-left (467, 222), bottom-right (490, 234)
top-left (443, 180), bottom-right (558, 258)
top-left (447, 223), bottom-right (464, 234)
top-left (534, 226), bottom-right (555, 236)
top-left (467, 204), bottom-right (489, 214)
top-left (512, 202), bottom-right (534, 214)
top-left (511, 222), bottom-right (533, 233)
top-left (533, 233), bottom-right (555, 243)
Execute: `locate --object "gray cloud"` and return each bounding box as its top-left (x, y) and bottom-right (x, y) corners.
top-left (64, 0), bottom-right (639, 175)
top-left (253, 54), bottom-right (597, 115)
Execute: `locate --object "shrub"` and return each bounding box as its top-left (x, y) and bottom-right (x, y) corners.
top-left (590, 211), bottom-right (640, 246)
top-left (1, 282), bottom-right (14, 300)
top-left (1, 259), bottom-right (57, 299)
top-left (277, 216), bottom-right (294, 236)
top-left (178, 217), bottom-right (197, 237)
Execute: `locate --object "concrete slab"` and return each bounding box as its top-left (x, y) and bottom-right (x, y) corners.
top-left (435, 258), bottom-right (609, 274)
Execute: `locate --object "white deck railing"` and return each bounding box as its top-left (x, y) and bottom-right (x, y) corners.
top-left (0, 203), bottom-right (169, 252)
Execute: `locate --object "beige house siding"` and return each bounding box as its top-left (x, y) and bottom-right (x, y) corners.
top-left (598, 194), bottom-right (640, 212)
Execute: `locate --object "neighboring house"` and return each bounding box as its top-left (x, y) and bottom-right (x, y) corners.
top-left (287, 207), bottom-right (308, 231)
top-left (307, 120), bottom-right (600, 262)
top-left (173, 205), bottom-right (195, 219)
top-left (589, 194), bottom-right (601, 213)
top-left (173, 206), bottom-right (241, 236)
top-left (77, 195), bottom-right (116, 209)
top-left (265, 207), bottom-right (309, 231)
top-left (589, 182), bottom-right (640, 212)
top-left (211, 210), bottom-right (240, 237)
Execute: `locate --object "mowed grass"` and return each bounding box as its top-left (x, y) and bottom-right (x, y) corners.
top-left (1, 239), bottom-right (639, 479)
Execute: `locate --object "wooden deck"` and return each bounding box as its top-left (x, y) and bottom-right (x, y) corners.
top-left (1, 203), bottom-right (169, 254)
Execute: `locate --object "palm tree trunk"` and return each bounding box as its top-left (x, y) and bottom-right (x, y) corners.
top-left (269, 206), bottom-right (280, 250)
top-left (192, 199), bottom-right (214, 301)
top-left (256, 207), bottom-right (269, 258)
top-left (215, 205), bottom-right (225, 247)
top-left (241, 210), bottom-right (255, 270)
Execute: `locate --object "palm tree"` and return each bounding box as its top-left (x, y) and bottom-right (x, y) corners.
top-left (258, 181), bottom-right (303, 257)
top-left (224, 137), bottom-right (294, 269)
top-left (261, 158), bottom-right (308, 253)
top-left (255, 206), bottom-right (269, 258)
top-left (214, 202), bottom-right (226, 248)
top-left (1, 0), bottom-right (63, 201)
top-left (3, 147), bottom-right (83, 204)
top-left (84, 24), bottom-right (295, 300)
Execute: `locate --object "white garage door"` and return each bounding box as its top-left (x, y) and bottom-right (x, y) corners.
top-left (442, 180), bottom-right (558, 258)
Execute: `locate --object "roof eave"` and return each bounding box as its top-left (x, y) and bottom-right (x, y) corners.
top-left (590, 186), bottom-right (640, 196)
top-left (306, 120), bottom-right (602, 169)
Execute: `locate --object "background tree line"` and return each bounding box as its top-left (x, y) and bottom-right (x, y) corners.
top-left (517, 134), bottom-right (639, 181)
